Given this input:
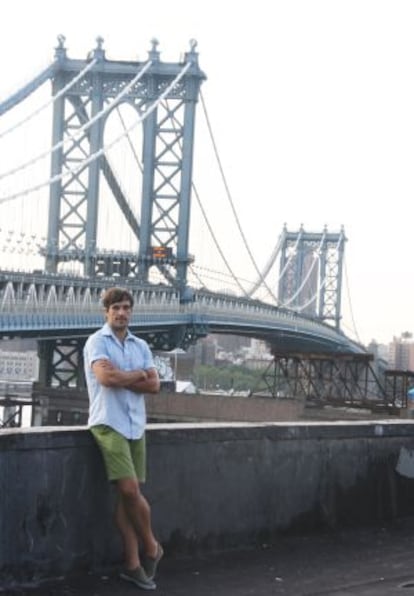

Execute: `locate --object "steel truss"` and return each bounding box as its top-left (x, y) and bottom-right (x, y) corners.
top-left (38, 338), bottom-right (86, 388)
top-left (278, 227), bottom-right (346, 328)
top-left (384, 370), bottom-right (414, 408)
top-left (260, 351), bottom-right (388, 407)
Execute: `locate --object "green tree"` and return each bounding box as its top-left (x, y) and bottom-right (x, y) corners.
top-left (193, 363), bottom-right (266, 393)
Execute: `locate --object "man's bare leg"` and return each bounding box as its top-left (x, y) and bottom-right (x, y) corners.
top-left (115, 496), bottom-right (140, 569)
top-left (116, 477), bottom-right (159, 561)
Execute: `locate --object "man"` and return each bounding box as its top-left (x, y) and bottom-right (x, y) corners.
top-left (84, 287), bottom-right (163, 591)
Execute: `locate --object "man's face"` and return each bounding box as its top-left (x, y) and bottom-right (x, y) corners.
top-left (105, 299), bottom-right (132, 332)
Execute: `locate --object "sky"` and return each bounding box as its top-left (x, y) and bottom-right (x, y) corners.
top-left (1, 0), bottom-right (414, 347)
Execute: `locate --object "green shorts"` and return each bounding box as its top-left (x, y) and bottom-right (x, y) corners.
top-left (90, 425), bottom-right (146, 482)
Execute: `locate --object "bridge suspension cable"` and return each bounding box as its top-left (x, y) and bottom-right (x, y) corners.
top-left (191, 182), bottom-right (249, 297)
top-left (115, 106), bottom-right (144, 174)
top-left (279, 231), bottom-right (326, 309)
top-left (0, 62), bottom-right (57, 117)
top-left (276, 228), bottom-right (303, 287)
top-left (245, 227), bottom-right (306, 304)
top-left (0, 60), bottom-right (152, 182)
top-left (342, 254), bottom-right (361, 343)
top-left (0, 60), bottom-right (190, 205)
top-left (105, 104), bottom-right (145, 229)
top-left (189, 263), bottom-right (264, 291)
top-left (246, 229), bottom-right (285, 298)
top-left (0, 58), bottom-right (98, 141)
top-left (199, 91), bottom-right (279, 303)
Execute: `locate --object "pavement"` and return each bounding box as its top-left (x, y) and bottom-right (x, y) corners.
top-left (4, 519), bottom-right (414, 596)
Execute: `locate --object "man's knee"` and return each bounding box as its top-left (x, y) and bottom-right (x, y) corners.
top-left (117, 477), bottom-right (140, 501)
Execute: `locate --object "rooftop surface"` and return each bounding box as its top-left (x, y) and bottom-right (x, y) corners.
top-left (4, 518), bottom-right (414, 596)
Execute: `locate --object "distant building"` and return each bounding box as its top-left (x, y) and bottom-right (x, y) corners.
top-left (153, 349), bottom-right (195, 381)
top-left (0, 338), bottom-right (37, 351)
top-left (248, 339), bottom-right (271, 359)
top-left (243, 357), bottom-right (271, 371)
top-left (367, 341), bottom-right (389, 364)
top-left (176, 380), bottom-right (197, 394)
top-left (388, 335), bottom-right (414, 370)
top-left (189, 335), bottom-right (273, 369)
top-left (0, 350), bottom-right (39, 381)
top-left (189, 337), bottom-right (216, 367)
top-left (213, 334), bottom-right (250, 353)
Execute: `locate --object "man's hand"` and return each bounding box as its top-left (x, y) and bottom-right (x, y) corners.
top-left (128, 368), bottom-right (160, 394)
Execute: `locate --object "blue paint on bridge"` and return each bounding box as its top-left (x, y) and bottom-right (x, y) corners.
top-left (0, 271), bottom-right (365, 354)
top-left (0, 41), bottom-right (363, 359)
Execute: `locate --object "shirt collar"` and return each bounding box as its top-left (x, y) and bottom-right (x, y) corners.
top-left (102, 322), bottom-right (134, 341)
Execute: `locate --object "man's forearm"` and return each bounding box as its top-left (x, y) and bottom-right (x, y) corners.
top-left (92, 360), bottom-right (148, 387)
top-left (128, 377), bottom-right (160, 394)
top-left (110, 369), bottom-right (148, 387)
top-left (128, 368), bottom-right (160, 394)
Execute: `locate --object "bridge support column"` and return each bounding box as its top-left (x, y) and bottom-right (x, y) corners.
top-left (37, 339), bottom-right (86, 389)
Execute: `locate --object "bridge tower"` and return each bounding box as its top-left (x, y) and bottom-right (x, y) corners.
top-left (278, 225), bottom-right (346, 329)
top-left (45, 36), bottom-right (205, 292)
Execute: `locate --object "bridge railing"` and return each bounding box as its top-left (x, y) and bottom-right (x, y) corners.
top-left (0, 296), bottom-right (359, 348)
top-left (0, 289), bottom-right (325, 325)
top-left (0, 272), bottom-right (337, 333)
top-left (0, 276), bottom-right (365, 352)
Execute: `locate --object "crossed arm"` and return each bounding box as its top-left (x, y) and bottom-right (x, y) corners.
top-left (91, 359), bottom-right (160, 394)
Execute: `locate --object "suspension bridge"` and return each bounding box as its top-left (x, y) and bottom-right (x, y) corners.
top-left (0, 36), bottom-right (386, 410)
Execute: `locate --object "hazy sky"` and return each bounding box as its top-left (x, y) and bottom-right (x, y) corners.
top-left (1, 0), bottom-right (414, 347)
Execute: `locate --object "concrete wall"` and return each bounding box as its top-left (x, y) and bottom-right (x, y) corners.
top-left (2, 421), bottom-right (414, 588)
top-left (147, 391), bottom-right (304, 422)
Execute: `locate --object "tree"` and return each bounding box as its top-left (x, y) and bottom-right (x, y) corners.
top-left (193, 364), bottom-right (265, 393)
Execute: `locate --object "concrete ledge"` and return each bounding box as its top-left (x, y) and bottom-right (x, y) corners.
top-left (146, 391), bottom-right (304, 422)
top-left (2, 420), bottom-right (414, 588)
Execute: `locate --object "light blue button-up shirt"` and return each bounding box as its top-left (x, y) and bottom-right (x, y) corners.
top-left (84, 323), bottom-right (155, 439)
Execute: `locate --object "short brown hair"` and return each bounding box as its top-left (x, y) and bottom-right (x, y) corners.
top-left (102, 287), bottom-right (134, 310)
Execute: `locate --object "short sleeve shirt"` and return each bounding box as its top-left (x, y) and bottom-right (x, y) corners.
top-left (83, 323), bottom-right (155, 439)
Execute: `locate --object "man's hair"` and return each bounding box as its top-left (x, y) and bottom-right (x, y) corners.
top-left (102, 287), bottom-right (134, 309)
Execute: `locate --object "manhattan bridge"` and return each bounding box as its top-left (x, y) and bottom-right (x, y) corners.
top-left (0, 36), bottom-right (397, 415)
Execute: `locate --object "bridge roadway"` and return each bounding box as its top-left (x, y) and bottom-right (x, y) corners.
top-left (0, 270), bottom-right (365, 353)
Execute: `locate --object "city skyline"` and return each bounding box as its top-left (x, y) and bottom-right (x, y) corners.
top-left (1, 1), bottom-right (414, 346)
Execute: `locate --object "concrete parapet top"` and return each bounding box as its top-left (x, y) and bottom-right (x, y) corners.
top-left (1, 419), bottom-right (414, 450)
